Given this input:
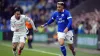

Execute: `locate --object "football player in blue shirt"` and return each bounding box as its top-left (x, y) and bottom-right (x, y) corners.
top-left (41, 2), bottom-right (76, 56)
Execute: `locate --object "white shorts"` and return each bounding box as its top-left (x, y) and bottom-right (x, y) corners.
top-left (12, 34), bottom-right (26, 43)
top-left (57, 30), bottom-right (73, 44)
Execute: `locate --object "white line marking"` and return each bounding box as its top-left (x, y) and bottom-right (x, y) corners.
top-left (1, 43), bottom-right (60, 56)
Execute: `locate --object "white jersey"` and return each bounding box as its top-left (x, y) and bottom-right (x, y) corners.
top-left (10, 15), bottom-right (36, 35)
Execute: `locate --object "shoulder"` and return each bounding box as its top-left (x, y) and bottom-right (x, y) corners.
top-left (11, 15), bottom-right (15, 21)
top-left (54, 11), bottom-right (58, 14)
top-left (52, 11), bottom-right (58, 16)
top-left (64, 9), bottom-right (71, 14)
top-left (20, 15), bottom-right (27, 18)
top-left (20, 15), bottom-right (29, 20)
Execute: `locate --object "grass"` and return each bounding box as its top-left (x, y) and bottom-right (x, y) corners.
top-left (0, 41), bottom-right (100, 56)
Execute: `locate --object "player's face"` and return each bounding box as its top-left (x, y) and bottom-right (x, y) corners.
top-left (57, 4), bottom-right (63, 12)
top-left (15, 11), bottom-right (21, 20)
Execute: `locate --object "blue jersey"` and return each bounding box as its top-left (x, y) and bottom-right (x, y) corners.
top-left (44, 9), bottom-right (73, 32)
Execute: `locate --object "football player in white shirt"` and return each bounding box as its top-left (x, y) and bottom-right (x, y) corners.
top-left (10, 8), bottom-right (37, 56)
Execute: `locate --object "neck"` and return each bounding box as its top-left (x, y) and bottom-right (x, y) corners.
top-left (16, 17), bottom-right (20, 20)
top-left (62, 9), bottom-right (64, 12)
top-left (60, 9), bottom-right (64, 12)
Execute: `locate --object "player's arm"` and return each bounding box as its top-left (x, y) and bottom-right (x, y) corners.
top-left (42, 13), bottom-right (56, 27)
top-left (24, 16), bottom-right (37, 31)
top-left (66, 12), bottom-right (72, 29)
top-left (10, 19), bottom-right (15, 31)
top-left (10, 19), bottom-right (19, 32)
top-left (64, 11), bottom-right (72, 33)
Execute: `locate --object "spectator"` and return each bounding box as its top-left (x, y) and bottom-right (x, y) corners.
top-left (96, 21), bottom-right (100, 50)
top-left (47, 24), bottom-right (55, 44)
top-left (84, 18), bottom-right (92, 34)
top-left (90, 19), bottom-right (98, 34)
top-left (73, 23), bottom-right (78, 47)
top-left (78, 21), bottom-right (84, 34)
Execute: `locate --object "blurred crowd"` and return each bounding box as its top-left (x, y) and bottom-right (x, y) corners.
top-left (1, 0), bottom-right (100, 35)
top-left (73, 9), bottom-right (100, 34)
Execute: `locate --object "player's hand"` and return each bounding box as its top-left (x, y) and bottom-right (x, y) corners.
top-left (40, 25), bottom-right (45, 28)
top-left (15, 29), bottom-right (19, 32)
top-left (64, 27), bottom-right (68, 33)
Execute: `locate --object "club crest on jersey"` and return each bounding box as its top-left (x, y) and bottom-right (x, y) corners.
top-left (57, 15), bottom-right (59, 17)
top-left (61, 14), bottom-right (64, 17)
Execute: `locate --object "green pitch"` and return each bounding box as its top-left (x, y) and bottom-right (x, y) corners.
top-left (0, 41), bottom-right (100, 56)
